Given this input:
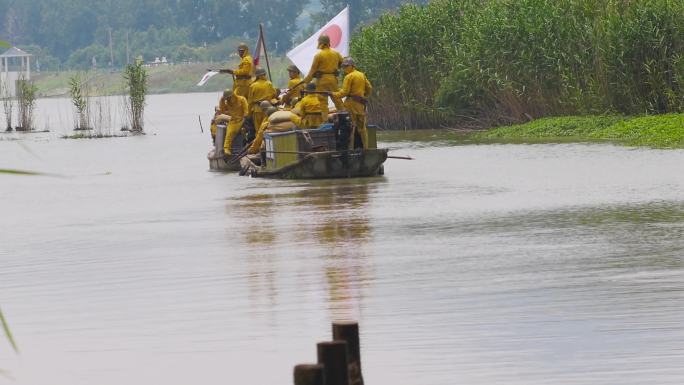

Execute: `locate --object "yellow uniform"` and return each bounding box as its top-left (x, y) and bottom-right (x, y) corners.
top-left (281, 76), bottom-right (303, 106)
top-left (248, 78), bottom-right (277, 130)
top-left (247, 119), bottom-right (271, 154)
top-left (293, 94), bottom-right (325, 129)
top-left (233, 51), bottom-right (253, 98)
top-left (218, 94), bottom-right (249, 154)
top-left (302, 46), bottom-right (344, 113)
top-left (333, 68), bottom-right (373, 149)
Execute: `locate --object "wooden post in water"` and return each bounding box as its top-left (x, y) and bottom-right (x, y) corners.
top-left (294, 364), bottom-right (325, 385)
top-left (317, 341), bottom-right (349, 385)
top-left (333, 321), bottom-right (364, 385)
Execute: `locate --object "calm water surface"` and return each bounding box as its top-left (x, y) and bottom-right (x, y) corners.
top-left (1, 93), bottom-right (683, 385)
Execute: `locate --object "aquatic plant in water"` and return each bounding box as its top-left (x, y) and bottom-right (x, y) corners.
top-left (16, 78), bottom-right (37, 131)
top-left (1, 80), bottom-right (13, 131)
top-left (123, 59), bottom-right (148, 133)
top-left (69, 73), bottom-right (90, 130)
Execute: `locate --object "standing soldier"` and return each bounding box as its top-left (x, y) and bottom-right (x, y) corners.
top-left (220, 43), bottom-right (253, 98)
top-left (301, 34), bottom-right (344, 116)
top-left (248, 67), bottom-right (278, 131)
top-left (281, 64), bottom-right (303, 106)
top-left (333, 57), bottom-right (372, 149)
top-left (216, 89), bottom-right (249, 155)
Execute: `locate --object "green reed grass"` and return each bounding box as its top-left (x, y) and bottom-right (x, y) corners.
top-left (123, 60), bottom-right (148, 133)
top-left (352, 0), bottom-right (684, 129)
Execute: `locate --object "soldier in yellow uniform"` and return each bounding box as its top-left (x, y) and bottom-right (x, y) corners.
top-left (248, 67), bottom-right (278, 131)
top-left (301, 34), bottom-right (343, 115)
top-left (220, 43), bottom-right (253, 98)
top-left (333, 57), bottom-right (373, 149)
top-left (281, 64), bottom-right (303, 106)
top-left (216, 89), bottom-right (249, 155)
top-left (292, 82), bottom-right (325, 129)
top-left (247, 106), bottom-right (280, 154)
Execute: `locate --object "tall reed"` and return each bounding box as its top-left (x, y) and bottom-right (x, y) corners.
top-left (352, 0), bottom-right (684, 129)
top-left (1, 80), bottom-right (13, 131)
top-left (69, 73), bottom-right (90, 130)
top-left (123, 60), bottom-right (148, 133)
top-left (16, 78), bottom-right (37, 131)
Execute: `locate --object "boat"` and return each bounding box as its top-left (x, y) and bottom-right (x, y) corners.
top-left (238, 112), bottom-right (387, 179)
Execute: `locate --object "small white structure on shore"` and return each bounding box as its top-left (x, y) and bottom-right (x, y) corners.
top-left (0, 47), bottom-right (32, 97)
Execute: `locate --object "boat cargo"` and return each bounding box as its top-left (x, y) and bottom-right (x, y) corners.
top-left (238, 112), bottom-right (387, 179)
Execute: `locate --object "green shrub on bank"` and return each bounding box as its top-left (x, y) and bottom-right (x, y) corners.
top-left (590, 114), bottom-right (684, 147)
top-left (352, 0), bottom-right (684, 129)
top-left (478, 115), bottom-right (627, 139)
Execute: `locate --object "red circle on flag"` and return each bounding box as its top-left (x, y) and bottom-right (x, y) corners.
top-left (321, 25), bottom-right (343, 48)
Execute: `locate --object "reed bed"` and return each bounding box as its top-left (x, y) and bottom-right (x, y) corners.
top-left (352, 0), bottom-right (684, 129)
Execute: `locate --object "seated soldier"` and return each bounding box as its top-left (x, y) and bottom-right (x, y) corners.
top-left (292, 83), bottom-right (325, 129)
top-left (247, 107), bottom-right (300, 154)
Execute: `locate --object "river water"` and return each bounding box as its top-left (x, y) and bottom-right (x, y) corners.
top-left (1, 93), bottom-right (683, 385)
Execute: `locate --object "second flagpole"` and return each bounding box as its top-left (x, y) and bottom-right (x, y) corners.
top-left (259, 23), bottom-right (273, 82)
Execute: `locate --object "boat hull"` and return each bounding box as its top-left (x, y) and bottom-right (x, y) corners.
top-left (240, 149), bottom-right (387, 179)
top-left (208, 150), bottom-right (242, 172)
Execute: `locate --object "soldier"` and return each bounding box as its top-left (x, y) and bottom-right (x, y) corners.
top-left (219, 43), bottom-right (253, 98)
top-left (281, 64), bottom-right (303, 106)
top-left (301, 34), bottom-right (344, 115)
top-left (247, 67), bottom-right (278, 131)
top-left (216, 89), bottom-right (249, 155)
top-left (292, 82), bottom-right (325, 129)
top-left (333, 57), bottom-right (372, 149)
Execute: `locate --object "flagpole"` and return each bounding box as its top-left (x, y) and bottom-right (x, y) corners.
top-left (259, 23), bottom-right (273, 82)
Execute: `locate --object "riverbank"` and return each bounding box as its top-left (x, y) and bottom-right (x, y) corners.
top-left (32, 58), bottom-right (292, 98)
top-left (475, 114), bottom-right (684, 148)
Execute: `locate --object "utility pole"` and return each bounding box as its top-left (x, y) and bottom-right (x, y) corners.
top-left (126, 30), bottom-right (130, 65)
top-left (108, 28), bottom-right (114, 72)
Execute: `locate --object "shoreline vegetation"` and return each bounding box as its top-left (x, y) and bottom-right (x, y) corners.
top-left (476, 115), bottom-right (684, 149)
top-left (351, 0), bottom-right (684, 140)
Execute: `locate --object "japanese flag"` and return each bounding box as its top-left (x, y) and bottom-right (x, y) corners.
top-left (287, 7), bottom-right (349, 76)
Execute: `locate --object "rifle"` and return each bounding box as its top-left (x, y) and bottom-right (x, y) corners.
top-left (301, 90), bottom-right (332, 96)
top-left (207, 68), bottom-right (235, 74)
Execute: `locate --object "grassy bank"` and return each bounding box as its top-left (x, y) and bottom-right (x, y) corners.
top-left (476, 114), bottom-right (684, 148)
top-left (32, 57), bottom-right (293, 98)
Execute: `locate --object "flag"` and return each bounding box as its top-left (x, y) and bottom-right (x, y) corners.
top-left (196, 70), bottom-right (219, 87)
top-left (253, 26), bottom-right (267, 68)
top-left (287, 7), bottom-right (349, 76)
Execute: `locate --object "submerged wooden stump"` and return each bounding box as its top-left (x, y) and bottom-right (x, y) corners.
top-left (294, 364), bottom-right (325, 385)
top-left (317, 340), bottom-right (349, 385)
top-left (333, 321), bottom-right (364, 385)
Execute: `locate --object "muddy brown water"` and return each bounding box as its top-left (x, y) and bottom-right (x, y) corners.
top-left (1, 93), bottom-right (683, 385)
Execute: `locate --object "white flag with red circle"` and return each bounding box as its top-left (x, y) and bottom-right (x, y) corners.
top-left (287, 7), bottom-right (349, 76)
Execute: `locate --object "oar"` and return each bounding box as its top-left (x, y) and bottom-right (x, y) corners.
top-left (387, 155), bottom-right (414, 160)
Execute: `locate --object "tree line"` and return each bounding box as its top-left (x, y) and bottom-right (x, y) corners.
top-left (0, 0), bottom-right (421, 70)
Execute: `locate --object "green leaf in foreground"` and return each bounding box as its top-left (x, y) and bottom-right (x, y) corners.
top-left (0, 168), bottom-right (43, 176)
top-left (0, 308), bottom-right (18, 353)
top-left (0, 40), bottom-right (9, 49)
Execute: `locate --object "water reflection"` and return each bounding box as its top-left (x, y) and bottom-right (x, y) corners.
top-left (226, 180), bottom-right (378, 321)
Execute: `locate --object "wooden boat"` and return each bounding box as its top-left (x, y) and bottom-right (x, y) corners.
top-left (239, 112), bottom-right (387, 179)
